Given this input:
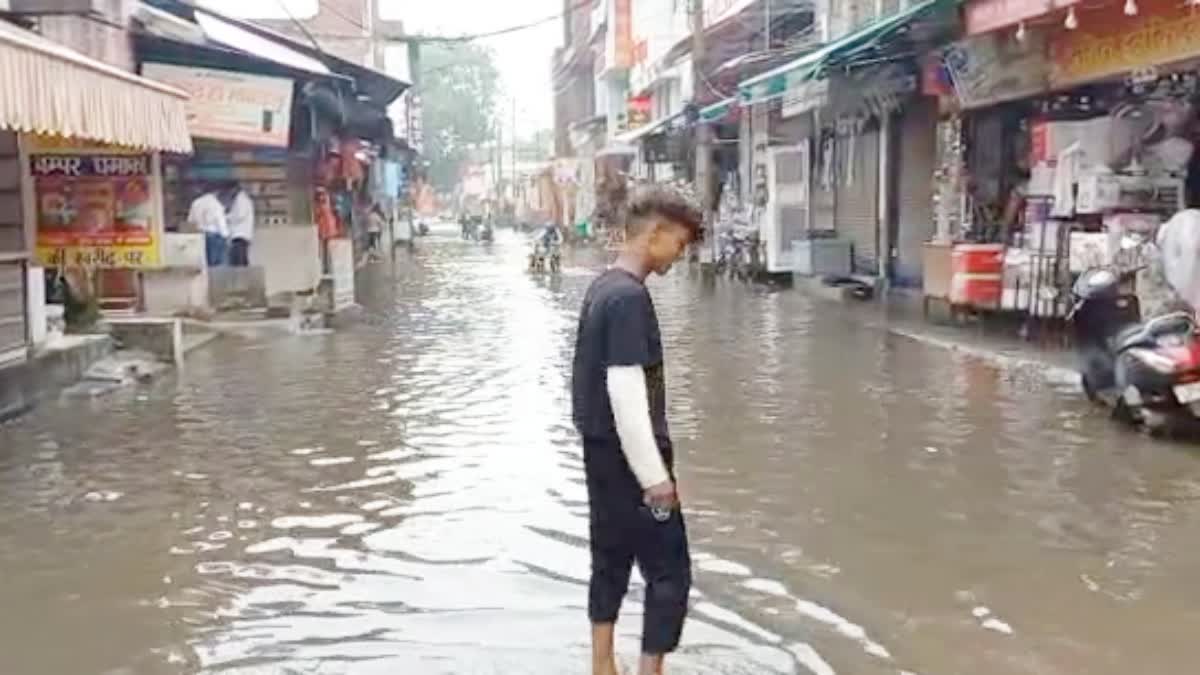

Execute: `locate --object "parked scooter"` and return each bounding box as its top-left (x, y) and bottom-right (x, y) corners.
top-left (1071, 266), bottom-right (1200, 432)
top-left (480, 222), bottom-right (494, 243)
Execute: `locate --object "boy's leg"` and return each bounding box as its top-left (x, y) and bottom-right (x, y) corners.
top-left (589, 514), bottom-right (634, 675)
top-left (635, 506), bottom-right (692, 673)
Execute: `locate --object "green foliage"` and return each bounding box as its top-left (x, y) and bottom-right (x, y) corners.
top-left (419, 42), bottom-right (501, 190)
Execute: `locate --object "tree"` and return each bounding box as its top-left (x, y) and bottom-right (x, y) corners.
top-left (419, 42), bottom-right (501, 191)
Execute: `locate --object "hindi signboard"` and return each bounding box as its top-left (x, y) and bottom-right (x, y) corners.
top-left (142, 63), bottom-right (294, 147)
top-left (1049, 0), bottom-right (1200, 87)
top-left (27, 145), bottom-right (160, 269)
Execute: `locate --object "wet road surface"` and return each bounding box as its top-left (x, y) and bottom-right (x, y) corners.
top-left (3, 224), bottom-right (1200, 674)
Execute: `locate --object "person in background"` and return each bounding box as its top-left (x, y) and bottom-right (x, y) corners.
top-left (367, 203), bottom-right (386, 255)
top-left (571, 186), bottom-right (703, 675)
top-left (189, 185), bottom-right (228, 267)
top-left (226, 182), bottom-right (255, 267)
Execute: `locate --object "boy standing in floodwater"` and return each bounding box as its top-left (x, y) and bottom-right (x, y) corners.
top-left (571, 186), bottom-right (704, 675)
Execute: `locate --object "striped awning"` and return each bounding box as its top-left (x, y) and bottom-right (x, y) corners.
top-left (0, 20), bottom-right (193, 153)
top-left (738, 0), bottom-right (948, 105)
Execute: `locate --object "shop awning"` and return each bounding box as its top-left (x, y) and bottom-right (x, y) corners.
top-left (699, 97), bottom-right (737, 122)
top-left (0, 19), bottom-right (192, 153)
top-left (738, 0), bottom-right (948, 105)
top-left (612, 113), bottom-right (680, 145)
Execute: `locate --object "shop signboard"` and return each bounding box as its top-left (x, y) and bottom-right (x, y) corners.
top-left (607, 0), bottom-right (633, 70)
top-left (830, 65), bottom-right (919, 119)
top-left (781, 77), bottom-right (829, 119)
top-left (24, 135), bottom-right (161, 268)
top-left (943, 30), bottom-right (1050, 109)
top-left (965, 0), bottom-right (1078, 36)
top-left (627, 94), bottom-right (652, 130)
top-left (142, 63), bottom-right (294, 148)
top-left (1050, 0), bottom-right (1200, 88)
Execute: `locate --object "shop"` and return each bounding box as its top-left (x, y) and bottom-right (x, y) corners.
top-left (928, 0), bottom-right (1200, 327)
top-left (139, 57), bottom-right (323, 308)
top-left (735, 0), bottom-right (952, 277)
top-left (0, 18), bottom-right (191, 363)
top-left (135, 1), bottom-right (407, 312)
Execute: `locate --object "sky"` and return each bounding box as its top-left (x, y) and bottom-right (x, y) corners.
top-left (200, 0), bottom-right (562, 137)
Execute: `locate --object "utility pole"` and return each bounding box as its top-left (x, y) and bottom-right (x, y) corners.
top-left (691, 0), bottom-right (715, 265)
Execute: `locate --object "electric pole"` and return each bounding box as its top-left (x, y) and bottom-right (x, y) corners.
top-left (691, 0), bottom-right (715, 265)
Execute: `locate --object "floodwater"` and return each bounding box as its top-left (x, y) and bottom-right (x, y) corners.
top-left (3, 225), bottom-right (1200, 675)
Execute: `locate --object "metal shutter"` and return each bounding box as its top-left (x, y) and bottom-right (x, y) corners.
top-left (894, 100), bottom-right (938, 286)
top-left (835, 128), bottom-right (880, 274)
top-left (0, 131), bottom-right (27, 363)
top-left (0, 132), bottom-right (22, 254)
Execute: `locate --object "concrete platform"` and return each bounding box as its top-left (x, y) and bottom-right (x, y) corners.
top-left (0, 335), bottom-right (113, 422)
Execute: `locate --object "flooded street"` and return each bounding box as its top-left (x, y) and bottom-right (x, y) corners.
top-left (5, 224), bottom-right (1200, 674)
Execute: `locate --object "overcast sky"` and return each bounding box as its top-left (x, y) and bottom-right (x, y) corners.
top-left (200, 0), bottom-right (562, 136)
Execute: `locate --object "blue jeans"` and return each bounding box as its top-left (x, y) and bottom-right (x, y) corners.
top-left (205, 233), bottom-right (228, 267)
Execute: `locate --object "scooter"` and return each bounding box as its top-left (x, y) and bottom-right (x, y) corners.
top-left (480, 223), bottom-right (494, 243)
top-left (1071, 266), bottom-right (1200, 432)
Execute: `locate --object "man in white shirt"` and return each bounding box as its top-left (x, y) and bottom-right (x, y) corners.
top-left (226, 183), bottom-right (255, 267)
top-left (188, 186), bottom-right (229, 267)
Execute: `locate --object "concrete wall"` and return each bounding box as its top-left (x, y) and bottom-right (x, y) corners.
top-left (0, 335), bottom-right (112, 422)
top-left (252, 225), bottom-right (322, 298)
top-left (143, 232), bottom-right (209, 315)
top-left (37, 0), bottom-right (137, 70)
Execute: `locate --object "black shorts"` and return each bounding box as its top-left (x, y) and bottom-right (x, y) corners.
top-left (585, 444), bottom-right (691, 655)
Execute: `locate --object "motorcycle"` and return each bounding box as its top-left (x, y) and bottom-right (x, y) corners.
top-left (528, 240), bottom-right (561, 274)
top-left (1071, 266), bottom-right (1200, 432)
top-left (480, 223), bottom-right (494, 243)
top-left (715, 229), bottom-right (754, 280)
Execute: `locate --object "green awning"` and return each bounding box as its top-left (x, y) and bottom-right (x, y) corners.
top-left (699, 97), bottom-right (736, 122)
top-left (738, 0), bottom-right (950, 105)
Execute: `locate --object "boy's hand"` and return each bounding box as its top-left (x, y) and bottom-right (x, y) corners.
top-left (643, 480), bottom-right (678, 510)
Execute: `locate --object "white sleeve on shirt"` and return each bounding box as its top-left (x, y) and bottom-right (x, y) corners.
top-left (229, 193), bottom-right (254, 240)
top-left (606, 365), bottom-right (670, 489)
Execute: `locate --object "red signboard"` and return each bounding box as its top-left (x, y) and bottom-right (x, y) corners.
top-left (613, 0), bottom-right (632, 69)
top-left (965, 0), bottom-right (1078, 36)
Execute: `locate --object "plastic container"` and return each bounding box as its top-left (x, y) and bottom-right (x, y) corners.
top-left (951, 243), bottom-right (1005, 275)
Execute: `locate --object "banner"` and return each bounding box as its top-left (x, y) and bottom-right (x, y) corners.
top-left (31, 153), bottom-right (159, 268)
top-left (142, 63), bottom-right (293, 147)
top-left (943, 30), bottom-right (1050, 109)
top-left (1050, 0), bottom-right (1200, 87)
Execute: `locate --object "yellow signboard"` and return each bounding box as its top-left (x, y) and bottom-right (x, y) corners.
top-left (24, 135), bottom-right (162, 268)
top-left (1050, 0), bottom-right (1200, 86)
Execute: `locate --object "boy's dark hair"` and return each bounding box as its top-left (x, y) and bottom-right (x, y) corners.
top-left (626, 185), bottom-right (705, 243)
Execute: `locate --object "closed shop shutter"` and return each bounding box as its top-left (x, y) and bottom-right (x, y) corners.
top-left (0, 130), bottom-right (28, 363)
top-left (835, 128), bottom-right (880, 274)
top-left (894, 99), bottom-right (938, 286)
top-left (0, 262), bottom-right (25, 362)
top-left (0, 131), bottom-right (23, 254)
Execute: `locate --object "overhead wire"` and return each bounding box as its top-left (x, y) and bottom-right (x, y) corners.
top-left (308, 0), bottom-right (596, 43)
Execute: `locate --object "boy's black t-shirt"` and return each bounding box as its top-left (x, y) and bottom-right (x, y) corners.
top-left (572, 268), bottom-right (672, 472)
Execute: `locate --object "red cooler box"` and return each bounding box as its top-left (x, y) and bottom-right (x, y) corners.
top-left (950, 273), bottom-right (1002, 308)
top-left (951, 243), bottom-right (1005, 275)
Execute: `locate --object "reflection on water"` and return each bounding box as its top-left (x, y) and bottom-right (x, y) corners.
top-left (2, 225), bottom-right (1200, 674)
